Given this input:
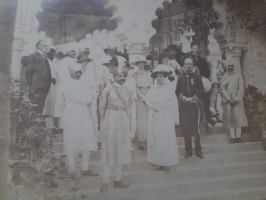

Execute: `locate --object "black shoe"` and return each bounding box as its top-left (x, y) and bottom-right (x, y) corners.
top-left (229, 138), bottom-right (236, 144)
top-left (235, 138), bottom-right (243, 143)
top-left (113, 181), bottom-right (130, 188)
top-left (196, 152), bottom-right (204, 159)
top-left (185, 152), bottom-right (192, 159)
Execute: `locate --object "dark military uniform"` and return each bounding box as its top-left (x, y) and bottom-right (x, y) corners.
top-left (176, 72), bottom-right (205, 155)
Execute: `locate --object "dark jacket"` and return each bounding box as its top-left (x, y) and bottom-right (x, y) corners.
top-left (176, 72), bottom-right (207, 136)
top-left (25, 51), bottom-right (52, 112)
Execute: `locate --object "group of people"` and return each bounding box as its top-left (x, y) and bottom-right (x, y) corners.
top-left (22, 38), bottom-right (248, 192)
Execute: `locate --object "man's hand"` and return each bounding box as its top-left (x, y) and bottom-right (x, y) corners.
top-left (181, 96), bottom-right (187, 102)
top-left (186, 97), bottom-right (195, 103)
top-left (51, 78), bottom-right (56, 85)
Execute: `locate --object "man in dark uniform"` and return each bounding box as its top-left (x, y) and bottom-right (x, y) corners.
top-left (186, 43), bottom-right (211, 125)
top-left (176, 57), bottom-right (204, 159)
top-left (25, 39), bottom-right (55, 113)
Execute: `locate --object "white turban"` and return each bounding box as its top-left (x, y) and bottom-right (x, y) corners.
top-left (68, 63), bottom-right (82, 73)
top-left (62, 42), bottom-right (80, 55)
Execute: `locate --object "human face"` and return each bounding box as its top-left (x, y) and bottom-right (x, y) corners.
top-left (227, 64), bottom-right (234, 73)
top-left (66, 50), bottom-right (76, 58)
top-left (108, 63), bottom-right (117, 73)
top-left (80, 60), bottom-right (89, 67)
top-left (156, 74), bottom-right (165, 84)
top-left (70, 71), bottom-right (81, 80)
top-left (162, 56), bottom-right (169, 65)
top-left (38, 41), bottom-right (50, 54)
top-left (152, 47), bottom-right (160, 57)
top-left (114, 73), bottom-right (127, 85)
top-left (137, 61), bottom-right (146, 70)
top-left (191, 45), bottom-right (198, 54)
top-left (83, 48), bottom-right (90, 55)
top-left (184, 58), bottom-right (193, 73)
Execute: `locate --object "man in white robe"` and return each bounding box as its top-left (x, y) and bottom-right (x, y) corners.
top-left (62, 64), bottom-right (98, 177)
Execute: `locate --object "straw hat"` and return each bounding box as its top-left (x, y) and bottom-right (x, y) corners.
top-left (131, 55), bottom-right (149, 66)
top-left (151, 68), bottom-right (172, 79)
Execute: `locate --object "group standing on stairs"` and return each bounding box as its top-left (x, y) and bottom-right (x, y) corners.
top-left (22, 39), bottom-right (248, 193)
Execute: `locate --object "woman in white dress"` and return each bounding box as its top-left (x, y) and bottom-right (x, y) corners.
top-left (143, 68), bottom-right (179, 172)
top-left (62, 64), bottom-right (98, 176)
top-left (155, 52), bottom-right (180, 125)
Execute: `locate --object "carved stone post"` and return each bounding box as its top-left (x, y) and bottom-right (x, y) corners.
top-left (105, 0), bottom-right (172, 62)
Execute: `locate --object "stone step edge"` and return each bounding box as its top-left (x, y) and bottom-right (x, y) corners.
top-left (171, 184), bottom-right (266, 200)
top-left (47, 173), bottom-right (266, 199)
top-left (53, 150), bottom-right (266, 165)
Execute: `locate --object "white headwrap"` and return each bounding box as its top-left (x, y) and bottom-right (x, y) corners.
top-left (62, 42), bottom-right (80, 55)
top-left (68, 63), bottom-right (82, 73)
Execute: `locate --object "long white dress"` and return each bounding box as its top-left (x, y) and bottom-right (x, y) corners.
top-left (143, 83), bottom-right (179, 166)
top-left (62, 78), bottom-right (98, 154)
top-left (154, 64), bottom-right (179, 125)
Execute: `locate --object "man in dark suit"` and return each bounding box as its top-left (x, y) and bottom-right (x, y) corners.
top-left (25, 39), bottom-right (55, 113)
top-left (176, 57), bottom-right (205, 159)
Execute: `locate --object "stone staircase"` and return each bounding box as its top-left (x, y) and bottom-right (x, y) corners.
top-left (46, 130), bottom-right (266, 200)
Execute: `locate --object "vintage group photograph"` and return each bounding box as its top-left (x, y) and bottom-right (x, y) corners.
top-left (1, 0), bottom-right (266, 199)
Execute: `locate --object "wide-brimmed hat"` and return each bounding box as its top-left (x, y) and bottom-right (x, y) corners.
top-left (227, 60), bottom-right (234, 66)
top-left (62, 42), bottom-right (80, 55)
top-left (102, 56), bottom-right (119, 67)
top-left (131, 55), bottom-right (149, 66)
top-left (151, 69), bottom-right (172, 79)
top-left (77, 54), bottom-right (93, 63)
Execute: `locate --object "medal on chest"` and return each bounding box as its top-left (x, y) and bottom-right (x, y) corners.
top-left (191, 78), bottom-right (194, 85)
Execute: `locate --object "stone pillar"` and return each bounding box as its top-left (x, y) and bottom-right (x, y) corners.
top-left (207, 28), bottom-right (223, 84)
top-left (105, 0), bottom-right (172, 62)
top-left (212, 0), bottom-right (247, 75)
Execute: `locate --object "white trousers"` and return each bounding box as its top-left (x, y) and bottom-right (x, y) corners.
top-left (68, 150), bottom-right (90, 172)
top-left (103, 166), bottom-right (122, 184)
top-left (230, 127), bottom-right (241, 138)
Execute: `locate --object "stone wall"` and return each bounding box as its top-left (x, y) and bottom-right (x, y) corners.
top-left (242, 31), bottom-right (266, 93)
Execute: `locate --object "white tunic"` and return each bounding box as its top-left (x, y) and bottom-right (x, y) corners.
top-left (62, 78), bottom-right (98, 154)
top-left (143, 83), bottom-right (179, 166)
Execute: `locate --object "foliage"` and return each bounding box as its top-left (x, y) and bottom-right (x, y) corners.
top-left (243, 84), bottom-right (266, 131)
top-left (9, 80), bottom-right (66, 197)
top-left (225, 0), bottom-right (266, 32)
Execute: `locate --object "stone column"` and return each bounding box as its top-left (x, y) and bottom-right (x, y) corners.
top-left (105, 0), bottom-right (172, 62)
top-left (212, 0), bottom-right (248, 75)
top-left (11, 0), bottom-right (52, 79)
top-left (207, 28), bottom-right (223, 84)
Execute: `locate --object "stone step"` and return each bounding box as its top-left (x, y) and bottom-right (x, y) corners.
top-left (47, 173), bottom-right (266, 200)
top-left (53, 134), bottom-right (231, 146)
top-left (58, 151), bottom-right (266, 172)
top-left (171, 185), bottom-right (266, 200)
top-left (54, 142), bottom-right (263, 156)
top-left (54, 161), bottom-right (266, 191)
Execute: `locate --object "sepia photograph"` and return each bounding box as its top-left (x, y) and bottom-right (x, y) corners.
top-left (1, 0), bottom-right (266, 199)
